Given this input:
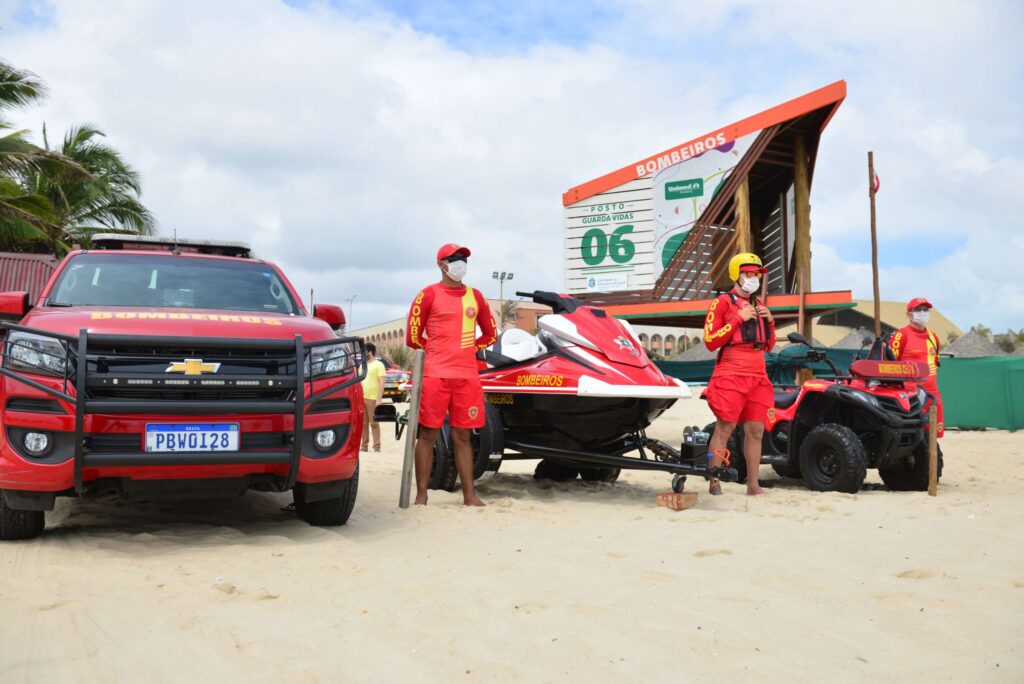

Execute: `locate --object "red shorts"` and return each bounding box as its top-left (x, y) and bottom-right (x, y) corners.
top-left (419, 376), bottom-right (486, 429)
top-left (706, 374), bottom-right (773, 423)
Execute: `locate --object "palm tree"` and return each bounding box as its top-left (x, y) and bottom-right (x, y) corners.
top-left (0, 60), bottom-right (61, 248)
top-left (500, 300), bottom-right (517, 327)
top-left (21, 123), bottom-right (155, 251)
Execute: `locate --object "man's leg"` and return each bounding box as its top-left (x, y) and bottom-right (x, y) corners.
top-left (369, 406), bottom-right (381, 451)
top-left (361, 399), bottom-right (372, 451)
top-left (450, 427), bottom-right (485, 506)
top-left (707, 420), bottom-right (737, 495)
top-left (742, 421), bottom-right (766, 495)
top-left (413, 426), bottom-right (440, 505)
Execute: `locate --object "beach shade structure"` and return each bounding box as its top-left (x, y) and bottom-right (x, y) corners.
top-left (947, 328), bottom-right (1007, 358)
top-left (562, 81), bottom-right (854, 341)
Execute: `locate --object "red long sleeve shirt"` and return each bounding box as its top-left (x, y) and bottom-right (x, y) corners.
top-left (891, 325), bottom-right (940, 391)
top-left (406, 283), bottom-right (497, 379)
top-left (703, 291), bottom-right (776, 376)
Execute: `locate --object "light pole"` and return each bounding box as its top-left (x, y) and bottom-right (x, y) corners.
top-left (491, 271), bottom-right (514, 327)
top-left (345, 294), bottom-right (357, 332)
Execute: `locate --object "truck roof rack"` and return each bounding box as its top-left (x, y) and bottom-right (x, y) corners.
top-left (90, 234), bottom-right (253, 258)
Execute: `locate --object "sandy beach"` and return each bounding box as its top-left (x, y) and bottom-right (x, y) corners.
top-left (1, 399), bottom-right (1021, 683)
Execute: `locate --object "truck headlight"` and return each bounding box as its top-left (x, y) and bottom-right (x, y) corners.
top-left (5, 332), bottom-right (68, 377)
top-left (305, 343), bottom-right (351, 378)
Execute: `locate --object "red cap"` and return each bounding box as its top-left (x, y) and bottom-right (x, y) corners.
top-left (436, 243), bottom-right (471, 262)
top-left (906, 297), bottom-right (933, 311)
top-left (739, 263), bottom-right (768, 274)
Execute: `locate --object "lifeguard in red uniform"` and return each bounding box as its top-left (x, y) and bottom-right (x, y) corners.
top-left (702, 253), bottom-right (776, 495)
top-left (406, 243), bottom-right (497, 506)
top-left (891, 297), bottom-right (944, 437)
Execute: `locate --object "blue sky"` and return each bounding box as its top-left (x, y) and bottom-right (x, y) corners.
top-left (2, 0), bottom-right (1021, 329)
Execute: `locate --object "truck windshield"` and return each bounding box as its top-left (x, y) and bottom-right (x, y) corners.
top-left (48, 254), bottom-right (300, 315)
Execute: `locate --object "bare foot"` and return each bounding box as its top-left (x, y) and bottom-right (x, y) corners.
top-left (746, 485), bottom-right (766, 496)
top-left (413, 493), bottom-right (428, 505)
top-left (709, 479), bottom-right (722, 496)
top-left (463, 494), bottom-right (486, 507)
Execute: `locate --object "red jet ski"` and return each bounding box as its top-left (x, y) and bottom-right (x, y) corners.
top-left (419, 290), bottom-right (737, 491)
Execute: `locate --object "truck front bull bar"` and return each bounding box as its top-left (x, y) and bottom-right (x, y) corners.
top-left (0, 322), bottom-right (366, 493)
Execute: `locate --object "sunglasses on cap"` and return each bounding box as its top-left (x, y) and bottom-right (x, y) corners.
top-left (444, 254), bottom-right (468, 264)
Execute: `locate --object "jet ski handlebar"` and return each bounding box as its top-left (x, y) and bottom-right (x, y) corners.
top-left (515, 290), bottom-right (585, 315)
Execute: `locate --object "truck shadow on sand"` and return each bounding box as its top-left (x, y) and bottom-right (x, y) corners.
top-left (40, 491), bottom-right (403, 550)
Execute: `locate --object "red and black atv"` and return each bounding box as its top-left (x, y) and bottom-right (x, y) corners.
top-left (706, 332), bottom-right (943, 493)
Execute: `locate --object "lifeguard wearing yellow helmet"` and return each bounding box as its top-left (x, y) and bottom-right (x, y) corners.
top-left (728, 252), bottom-right (768, 282)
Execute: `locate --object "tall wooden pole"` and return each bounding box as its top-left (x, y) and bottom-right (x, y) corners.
top-left (793, 133), bottom-right (813, 344)
top-left (735, 176), bottom-right (752, 253)
top-left (868, 151), bottom-right (881, 338)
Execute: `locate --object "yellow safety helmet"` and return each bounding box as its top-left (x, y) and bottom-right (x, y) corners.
top-left (728, 252), bottom-right (768, 282)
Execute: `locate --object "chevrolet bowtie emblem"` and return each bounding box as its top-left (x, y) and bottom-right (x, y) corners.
top-left (165, 358), bottom-right (221, 376)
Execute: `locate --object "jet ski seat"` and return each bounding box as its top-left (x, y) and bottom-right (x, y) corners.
top-left (496, 328), bottom-right (545, 361)
top-left (481, 328), bottom-right (547, 368)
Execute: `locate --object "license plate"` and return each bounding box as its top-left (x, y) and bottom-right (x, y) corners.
top-left (145, 423), bottom-right (240, 453)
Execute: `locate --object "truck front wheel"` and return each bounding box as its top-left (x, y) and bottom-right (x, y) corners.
top-left (0, 491), bottom-right (45, 540)
top-left (294, 468), bottom-right (359, 527)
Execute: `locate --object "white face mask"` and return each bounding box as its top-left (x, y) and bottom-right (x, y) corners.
top-left (740, 276), bottom-right (760, 294)
top-left (911, 310), bottom-right (930, 325)
top-left (445, 260), bottom-right (467, 282)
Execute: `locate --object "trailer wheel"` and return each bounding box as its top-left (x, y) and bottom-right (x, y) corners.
top-left (471, 404), bottom-right (502, 480)
top-left (294, 468), bottom-right (359, 527)
top-left (533, 459), bottom-right (579, 482)
top-left (0, 491), bottom-right (45, 541)
top-left (879, 442), bottom-right (943, 491)
top-left (579, 467), bottom-right (621, 483)
top-left (671, 474), bottom-right (687, 493)
top-left (799, 423), bottom-right (867, 493)
top-left (429, 432), bottom-right (459, 491)
top-left (771, 462), bottom-right (803, 479)
top-left (702, 423), bottom-right (747, 484)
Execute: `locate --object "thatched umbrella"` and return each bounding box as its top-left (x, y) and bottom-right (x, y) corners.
top-left (832, 327), bottom-right (874, 350)
top-left (947, 329), bottom-right (1007, 358)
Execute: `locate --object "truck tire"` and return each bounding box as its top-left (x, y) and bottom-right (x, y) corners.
top-left (579, 467), bottom-right (621, 483)
top-left (799, 424), bottom-right (867, 493)
top-left (533, 459), bottom-right (579, 482)
top-left (702, 422), bottom-right (747, 484)
top-left (429, 434), bottom-right (459, 491)
top-left (0, 491), bottom-right (45, 540)
top-left (879, 442), bottom-right (944, 491)
top-left (294, 468), bottom-right (359, 527)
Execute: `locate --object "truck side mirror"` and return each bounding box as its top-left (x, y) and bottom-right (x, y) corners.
top-left (787, 332), bottom-right (809, 346)
top-left (314, 303), bottom-right (346, 331)
top-left (0, 291), bottom-right (30, 321)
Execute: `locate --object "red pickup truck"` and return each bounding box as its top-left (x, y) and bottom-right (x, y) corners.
top-left (0, 235), bottom-right (366, 539)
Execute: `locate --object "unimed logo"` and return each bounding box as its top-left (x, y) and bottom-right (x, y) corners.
top-left (665, 179), bottom-right (704, 200)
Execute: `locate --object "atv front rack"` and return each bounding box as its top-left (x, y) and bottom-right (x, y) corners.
top-left (0, 322), bottom-right (366, 492)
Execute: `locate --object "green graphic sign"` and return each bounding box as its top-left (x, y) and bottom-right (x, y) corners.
top-left (664, 178), bottom-right (704, 200)
top-left (580, 225), bottom-right (636, 266)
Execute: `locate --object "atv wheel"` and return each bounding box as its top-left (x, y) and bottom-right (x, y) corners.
top-left (703, 423), bottom-right (747, 484)
top-left (0, 491), bottom-right (45, 540)
top-left (772, 462), bottom-right (803, 479)
top-left (579, 467), bottom-right (621, 483)
top-left (879, 443), bottom-right (944, 491)
top-left (294, 468), bottom-right (359, 526)
top-left (799, 424), bottom-right (867, 493)
top-left (428, 434), bottom-right (459, 491)
top-left (533, 459), bottom-right (579, 482)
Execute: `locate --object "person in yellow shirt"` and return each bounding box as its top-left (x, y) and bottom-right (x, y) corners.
top-left (360, 343), bottom-right (386, 452)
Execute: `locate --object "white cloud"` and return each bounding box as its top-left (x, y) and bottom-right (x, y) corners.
top-left (3, 0), bottom-right (1021, 329)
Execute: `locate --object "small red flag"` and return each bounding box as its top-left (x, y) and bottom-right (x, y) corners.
top-left (872, 172), bottom-right (880, 194)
